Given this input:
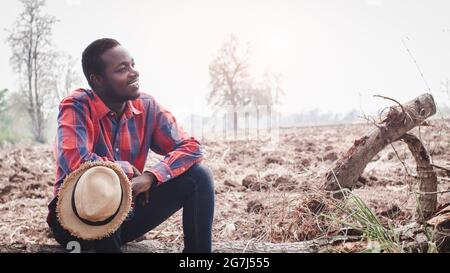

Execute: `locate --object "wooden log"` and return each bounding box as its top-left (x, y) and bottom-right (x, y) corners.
top-left (324, 93), bottom-right (436, 195)
top-left (9, 228), bottom-right (448, 253)
top-left (400, 133), bottom-right (437, 220)
top-left (30, 236), bottom-right (359, 253)
top-left (395, 222), bottom-right (449, 253)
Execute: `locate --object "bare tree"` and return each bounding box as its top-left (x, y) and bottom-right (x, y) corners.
top-left (251, 72), bottom-right (284, 135)
top-left (208, 34), bottom-right (253, 139)
top-left (54, 52), bottom-right (82, 102)
top-left (251, 77), bottom-right (272, 139)
top-left (0, 89), bottom-right (8, 116)
top-left (0, 89), bottom-right (11, 144)
top-left (7, 0), bottom-right (57, 143)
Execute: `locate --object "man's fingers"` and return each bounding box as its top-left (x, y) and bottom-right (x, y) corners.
top-left (131, 179), bottom-right (139, 199)
top-left (145, 190), bottom-right (150, 204)
top-left (136, 191), bottom-right (150, 206)
top-left (140, 191), bottom-right (149, 206)
top-left (132, 186), bottom-right (137, 199)
top-left (132, 165), bottom-right (142, 177)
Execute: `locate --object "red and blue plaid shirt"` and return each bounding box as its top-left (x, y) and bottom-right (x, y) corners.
top-left (52, 88), bottom-right (203, 198)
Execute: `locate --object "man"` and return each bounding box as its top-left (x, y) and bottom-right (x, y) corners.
top-left (46, 38), bottom-right (215, 253)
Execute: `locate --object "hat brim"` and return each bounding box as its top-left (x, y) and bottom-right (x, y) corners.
top-left (56, 161), bottom-right (132, 240)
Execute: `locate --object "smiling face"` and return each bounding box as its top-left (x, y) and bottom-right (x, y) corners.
top-left (92, 45), bottom-right (140, 102)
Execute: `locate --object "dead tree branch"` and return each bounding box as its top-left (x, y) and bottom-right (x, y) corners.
top-left (400, 133), bottom-right (438, 221)
top-left (325, 93), bottom-right (436, 195)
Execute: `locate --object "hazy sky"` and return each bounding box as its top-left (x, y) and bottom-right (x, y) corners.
top-left (1, 0), bottom-right (450, 119)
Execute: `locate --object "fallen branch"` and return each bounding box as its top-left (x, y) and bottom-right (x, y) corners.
top-left (28, 228), bottom-right (450, 253)
top-left (400, 133), bottom-right (437, 221)
top-left (374, 94), bottom-right (406, 119)
top-left (325, 93), bottom-right (436, 195)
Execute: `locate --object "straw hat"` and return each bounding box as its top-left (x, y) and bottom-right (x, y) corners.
top-left (56, 161), bottom-right (132, 240)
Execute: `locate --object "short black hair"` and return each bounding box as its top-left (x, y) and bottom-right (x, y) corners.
top-left (81, 38), bottom-right (121, 88)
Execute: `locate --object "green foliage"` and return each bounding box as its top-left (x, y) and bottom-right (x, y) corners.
top-left (325, 189), bottom-right (440, 253)
top-left (0, 89), bottom-right (15, 144)
top-left (0, 89), bottom-right (7, 114)
top-left (0, 89), bottom-right (34, 145)
top-left (324, 189), bottom-right (403, 253)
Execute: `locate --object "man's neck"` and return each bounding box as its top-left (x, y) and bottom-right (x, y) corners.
top-left (107, 101), bottom-right (127, 118)
top-left (94, 89), bottom-right (127, 118)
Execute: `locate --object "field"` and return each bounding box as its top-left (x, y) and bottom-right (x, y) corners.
top-left (0, 121), bottom-right (449, 252)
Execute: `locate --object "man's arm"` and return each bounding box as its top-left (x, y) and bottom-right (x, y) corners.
top-left (56, 97), bottom-right (136, 179)
top-left (144, 98), bottom-right (204, 184)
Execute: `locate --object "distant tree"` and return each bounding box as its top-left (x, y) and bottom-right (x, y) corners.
top-left (208, 34), bottom-right (253, 138)
top-left (341, 109), bottom-right (360, 123)
top-left (251, 76), bottom-right (272, 138)
top-left (305, 108), bottom-right (320, 124)
top-left (0, 89), bottom-right (8, 115)
top-left (7, 0), bottom-right (58, 143)
top-left (254, 72), bottom-right (284, 132)
top-left (0, 89), bottom-right (14, 144)
top-left (54, 52), bottom-right (82, 102)
top-left (441, 78), bottom-right (450, 100)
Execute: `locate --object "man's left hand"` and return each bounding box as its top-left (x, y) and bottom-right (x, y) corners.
top-left (131, 172), bottom-right (156, 206)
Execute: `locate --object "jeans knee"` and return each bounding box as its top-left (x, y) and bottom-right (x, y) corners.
top-left (187, 163), bottom-right (214, 192)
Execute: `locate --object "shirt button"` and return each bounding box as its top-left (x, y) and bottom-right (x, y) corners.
top-left (166, 174), bottom-right (171, 179)
top-left (115, 148), bottom-right (119, 152)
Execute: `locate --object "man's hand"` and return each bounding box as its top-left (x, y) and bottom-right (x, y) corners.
top-left (131, 172), bottom-right (156, 206)
top-left (131, 165), bottom-right (142, 177)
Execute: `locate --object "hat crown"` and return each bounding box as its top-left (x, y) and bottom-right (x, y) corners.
top-left (74, 166), bottom-right (122, 222)
top-left (57, 161), bottom-right (132, 240)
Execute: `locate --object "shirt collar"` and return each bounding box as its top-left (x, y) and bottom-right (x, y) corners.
top-left (89, 89), bottom-right (110, 119)
top-left (88, 89), bottom-right (142, 120)
top-left (122, 100), bottom-right (143, 119)
top-left (128, 100), bottom-right (143, 116)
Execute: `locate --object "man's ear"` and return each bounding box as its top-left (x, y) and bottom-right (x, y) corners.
top-left (90, 74), bottom-right (103, 88)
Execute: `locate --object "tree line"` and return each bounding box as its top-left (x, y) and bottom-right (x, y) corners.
top-left (3, 0), bottom-right (81, 144)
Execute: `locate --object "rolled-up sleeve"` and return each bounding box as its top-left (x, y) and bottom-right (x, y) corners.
top-left (145, 98), bottom-right (204, 184)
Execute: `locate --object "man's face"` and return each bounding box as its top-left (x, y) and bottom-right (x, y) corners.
top-left (96, 45), bottom-right (140, 102)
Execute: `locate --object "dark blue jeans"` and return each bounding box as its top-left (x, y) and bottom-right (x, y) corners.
top-left (48, 163), bottom-right (215, 253)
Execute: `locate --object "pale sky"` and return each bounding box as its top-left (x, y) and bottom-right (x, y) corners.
top-left (1, 0), bottom-right (450, 120)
